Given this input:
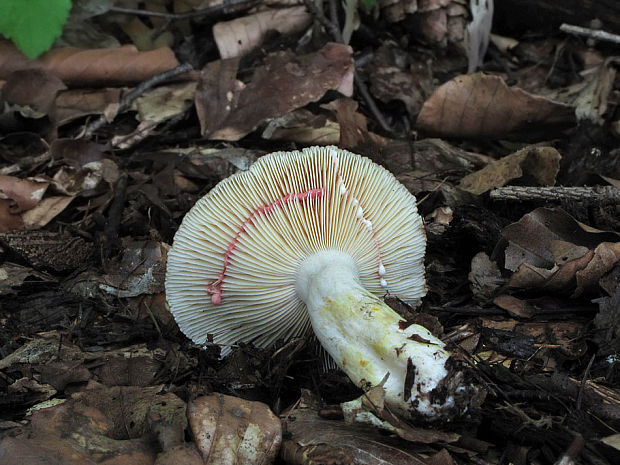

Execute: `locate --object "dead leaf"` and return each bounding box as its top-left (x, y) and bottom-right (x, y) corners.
top-left (469, 252), bottom-right (503, 300)
top-left (53, 87), bottom-right (122, 126)
top-left (0, 175), bottom-right (48, 213)
top-left (459, 146), bottom-right (561, 195)
top-left (416, 73), bottom-right (576, 139)
top-left (502, 208), bottom-right (620, 272)
top-left (0, 41), bottom-right (181, 86)
top-left (0, 199), bottom-right (24, 232)
top-left (188, 393), bottom-right (281, 465)
top-left (21, 196), bottom-right (74, 229)
top-left (197, 42), bottom-right (354, 140)
top-left (214, 7), bottom-right (312, 59)
top-left (575, 242), bottom-right (620, 296)
top-left (493, 295), bottom-right (535, 318)
top-left (261, 109), bottom-right (340, 145)
top-left (0, 263), bottom-right (55, 295)
top-left (1, 68), bottom-right (66, 118)
top-left (99, 241), bottom-right (169, 297)
top-left (281, 390), bottom-right (433, 465)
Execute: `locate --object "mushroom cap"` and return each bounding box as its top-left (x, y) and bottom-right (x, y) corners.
top-left (165, 146), bottom-right (426, 352)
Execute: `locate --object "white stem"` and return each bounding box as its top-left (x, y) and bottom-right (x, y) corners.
top-left (296, 250), bottom-right (454, 418)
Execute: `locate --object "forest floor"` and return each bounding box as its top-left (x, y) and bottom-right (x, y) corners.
top-left (0, 1), bottom-right (619, 464)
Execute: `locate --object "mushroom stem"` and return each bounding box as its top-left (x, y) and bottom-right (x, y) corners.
top-left (296, 250), bottom-right (454, 418)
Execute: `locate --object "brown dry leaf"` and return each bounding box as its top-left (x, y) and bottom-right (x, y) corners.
top-left (1, 68), bottom-right (66, 118)
top-left (0, 41), bottom-right (180, 86)
top-left (368, 43), bottom-right (433, 118)
top-left (22, 196), bottom-right (74, 230)
top-left (459, 146), bottom-right (561, 195)
top-left (502, 208), bottom-right (620, 272)
top-left (88, 344), bottom-right (164, 387)
top-left (73, 383), bottom-right (188, 440)
top-left (188, 393), bottom-right (281, 465)
top-left (575, 242), bottom-right (620, 296)
top-left (214, 6), bottom-right (312, 59)
top-left (0, 199), bottom-right (24, 231)
top-left (111, 81), bottom-right (197, 149)
top-left (0, 263), bottom-right (54, 295)
top-left (324, 97), bottom-right (371, 149)
top-left (493, 295), bottom-right (535, 319)
top-left (416, 73), bottom-right (575, 139)
top-left (196, 42), bottom-right (354, 140)
top-left (99, 241), bottom-right (169, 297)
top-left (0, 397), bottom-right (160, 465)
top-left (427, 449), bottom-right (458, 465)
top-left (261, 109), bottom-right (340, 145)
top-left (0, 175), bottom-right (48, 213)
top-left (469, 252), bottom-right (503, 301)
top-left (53, 87), bottom-right (122, 126)
top-left (281, 390), bottom-right (432, 465)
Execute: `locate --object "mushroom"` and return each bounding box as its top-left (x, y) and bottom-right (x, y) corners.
top-left (166, 146), bottom-right (474, 420)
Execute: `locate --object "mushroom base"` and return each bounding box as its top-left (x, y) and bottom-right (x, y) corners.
top-left (296, 250), bottom-right (459, 419)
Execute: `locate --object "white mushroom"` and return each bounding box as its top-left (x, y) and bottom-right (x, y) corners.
top-left (166, 146), bottom-right (471, 419)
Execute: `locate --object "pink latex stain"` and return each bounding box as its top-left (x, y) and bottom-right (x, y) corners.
top-left (207, 187), bottom-right (324, 304)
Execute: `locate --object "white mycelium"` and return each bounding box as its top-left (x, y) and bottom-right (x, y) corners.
top-left (166, 146), bottom-right (454, 417)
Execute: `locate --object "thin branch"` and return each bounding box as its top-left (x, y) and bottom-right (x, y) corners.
top-left (82, 62), bottom-right (194, 138)
top-left (108, 0), bottom-right (258, 21)
top-left (302, 0), bottom-right (393, 134)
top-left (560, 23), bottom-right (620, 45)
top-left (489, 186), bottom-right (620, 204)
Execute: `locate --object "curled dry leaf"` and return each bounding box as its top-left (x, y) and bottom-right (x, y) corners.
top-left (459, 146), bottom-right (561, 195)
top-left (416, 73), bottom-right (576, 139)
top-left (214, 6), bottom-right (312, 59)
top-left (0, 40), bottom-right (180, 86)
top-left (196, 42), bottom-right (354, 140)
top-left (0, 175), bottom-right (48, 213)
top-left (188, 393), bottom-right (281, 465)
top-left (501, 208), bottom-right (620, 295)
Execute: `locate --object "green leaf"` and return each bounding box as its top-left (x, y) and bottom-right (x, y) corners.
top-left (0, 0), bottom-right (72, 59)
top-left (360, 0), bottom-right (376, 9)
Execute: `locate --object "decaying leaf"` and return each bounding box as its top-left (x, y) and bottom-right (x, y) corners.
top-left (281, 390), bottom-right (448, 465)
top-left (99, 241), bottom-right (169, 298)
top-left (0, 40), bottom-right (180, 86)
top-left (1, 68), bottom-right (66, 118)
top-left (459, 146), bottom-right (561, 195)
top-left (416, 73), bottom-right (576, 139)
top-left (493, 295), bottom-right (534, 319)
top-left (188, 393), bottom-right (281, 465)
top-left (500, 208), bottom-right (620, 295)
top-left (214, 6), bottom-right (312, 59)
top-left (196, 42), bottom-right (354, 140)
top-left (469, 251), bottom-right (503, 300)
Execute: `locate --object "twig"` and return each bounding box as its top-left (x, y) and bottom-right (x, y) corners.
top-left (489, 186), bottom-right (620, 204)
top-left (108, 0), bottom-right (258, 21)
top-left (100, 173), bottom-right (128, 262)
top-left (577, 354), bottom-right (596, 410)
top-left (82, 62), bottom-right (194, 138)
top-left (302, 0), bottom-right (392, 134)
top-left (560, 23), bottom-right (620, 45)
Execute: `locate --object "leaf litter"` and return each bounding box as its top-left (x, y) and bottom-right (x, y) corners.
top-left (0, 1), bottom-right (620, 464)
